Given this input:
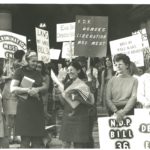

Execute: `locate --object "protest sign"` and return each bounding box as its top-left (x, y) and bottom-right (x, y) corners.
top-left (62, 42), bottom-right (77, 59)
top-left (132, 28), bottom-right (149, 48)
top-left (110, 34), bottom-right (144, 67)
top-left (132, 28), bottom-right (150, 70)
top-left (0, 31), bottom-right (27, 59)
top-left (50, 49), bottom-right (61, 60)
top-left (57, 22), bottom-right (75, 42)
top-left (35, 27), bottom-right (50, 63)
top-left (134, 109), bottom-right (150, 149)
top-left (98, 115), bottom-right (135, 149)
top-left (74, 15), bottom-right (108, 57)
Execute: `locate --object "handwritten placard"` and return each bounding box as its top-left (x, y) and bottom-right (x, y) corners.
top-left (62, 42), bottom-right (77, 59)
top-left (35, 27), bottom-right (50, 63)
top-left (132, 29), bottom-right (150, 70)
top-left (98, 116), bottom-right (135, 149)
top-left (0, 31), bottom-right (27, 59)
top-left (110, 34), bottom-right (144, 67)
top-left (57, 22), bottom-right (75, 42)
top-left (133, 109), bottom-right (150, 149)
top-left (132, 28), bottom-right (149, 48)
top-left (74, 15), bottom-right (108, 57)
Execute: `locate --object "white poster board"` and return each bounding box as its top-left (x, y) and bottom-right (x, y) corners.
top-left (132, 28), bottom-right (150, 70)
top-left (0, 31), bottom-right (27, 59)
top-left (134, 109), bottom-right (150, 149)
top-left (57, 22), bottom-right (75, 42)
top-left (35, 27), bottom-right (50, 63)
top-left (132, 28), bottom-right (149, 48)
top-left (98, 115), bottom-right (135, 149)
top-left (110, 34), bottom-right (144, 67)
top-left (50, 49), bottom-right (61, 60)
top-left (62, 42), bottom-right (77, 59)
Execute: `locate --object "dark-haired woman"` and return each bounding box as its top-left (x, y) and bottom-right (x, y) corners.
top-left (10, 51), bottom-right (47, 148)
top-left (59, 61), bottom-right (94, 148)
top-left (100, 57), bottom-right (115, 110)
top-left (2, 50), bottom-right (26, 144)
top-left (36, 61), bottom-right (50, 119)
top-left (106, 53), bottom-right (138, 122)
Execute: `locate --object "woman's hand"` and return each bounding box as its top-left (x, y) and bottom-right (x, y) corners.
top-left (115, 109), bottom-right (125, 123)
top-left (86, 69), bottom-right (92, 81)
top-left (28, 88), bottom-right (39, 97)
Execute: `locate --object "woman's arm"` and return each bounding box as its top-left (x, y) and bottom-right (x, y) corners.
top-left (106, 79), bottom-right (118, 113)
top-left (29, 80), bottom-right (48, 97)
top-left (10, 79), bottom-right (29, 94)
top-left (121, 78), bottom-right (138, 115)
top-left (100, 71), bottom-right (105, 103)
top-left (115, 79), bottom-right (138, 122)
top-left (39, 75), bottom-right (49, 93)
top-left (137, 76), bottom-right (149, 107)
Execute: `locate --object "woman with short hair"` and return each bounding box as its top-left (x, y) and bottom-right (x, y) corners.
top-left (106, 53), bottom-right (138, 122)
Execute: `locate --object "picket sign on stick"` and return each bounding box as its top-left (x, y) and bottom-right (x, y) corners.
top-left (87, 57), bottom-right (90, 69)
top-left (51, 69), bottom-right (64, 92)
top-left (69, 41), bottom-right (72, 62)
top-left (86, 57), bottom-right (92, 79)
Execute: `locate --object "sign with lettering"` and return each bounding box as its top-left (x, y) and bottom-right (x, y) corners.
top-left (134, 109), bottom-right (150, 149)
top-left (132, 29), bottom-right (150, 70)
top-left (62, 42), bottom-right (77, 59)
top-left (57, 22), bottom-right (75, 42)
top-left (0, 31), bottom-right (27, 59)
top-left (132, 28), bottom-right (149, 48)
top-left (35, 27), bottom-right (50, 63)
top-left (110, 34), bottom-right (144, 67)
top-left (74, 15), bottom-right (108, 57)
top-left (50, 49), bottom-right (61, 60)
top-left (98, 115), bottom-right (135, 149)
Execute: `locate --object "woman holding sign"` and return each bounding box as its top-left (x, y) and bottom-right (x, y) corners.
top-left (106, 53), bottom-right (138, 122)
top-left (10, 51), bottom-right (47, 148)
top-left (58, 61), bottom-right (95, 148)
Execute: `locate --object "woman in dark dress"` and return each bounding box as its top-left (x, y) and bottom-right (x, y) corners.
top-left (59, 61), bottom-right (95, 148)
top-left (10, 51), bottom-right (47, 148)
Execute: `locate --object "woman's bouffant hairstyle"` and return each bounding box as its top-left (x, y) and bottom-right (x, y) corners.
top-left (68, 61), bottom-right (86, 79)
top-left (113, 53), bottom-right (130, 67)
top-left (25, 50), bottom-right (37, 62)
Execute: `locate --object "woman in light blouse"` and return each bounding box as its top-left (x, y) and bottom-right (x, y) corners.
top-left (137, 67), bottom-right (150, 108)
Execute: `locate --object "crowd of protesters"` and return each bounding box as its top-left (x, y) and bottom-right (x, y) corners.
top-left (0, 49), bottom-right (148, 148)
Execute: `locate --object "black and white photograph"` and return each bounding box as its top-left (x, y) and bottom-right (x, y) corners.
top-left (0, 1), bottom-right (149, 149)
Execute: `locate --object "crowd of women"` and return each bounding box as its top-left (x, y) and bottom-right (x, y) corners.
top-left (0, 49), bottom-right (148, 148)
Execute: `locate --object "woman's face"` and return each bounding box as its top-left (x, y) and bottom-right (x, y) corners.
top-left (28, 56), bottom-right (38, 70)
top-left (67, 66), bottom-right (79, 80)
top-left (105, 57), bottom-right (112, 67)
top-left (36, 63), bottom-right (42, 72)
top-left (115, 60), bottom-right (128, 75)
